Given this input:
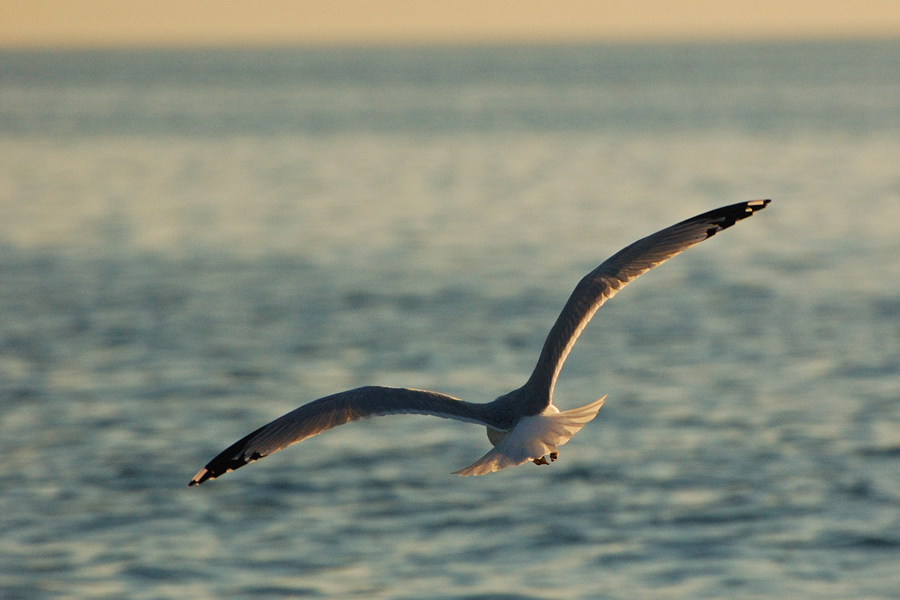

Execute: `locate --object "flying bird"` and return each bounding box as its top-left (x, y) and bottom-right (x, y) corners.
top-left (190, 200), bottom-right (770, 485)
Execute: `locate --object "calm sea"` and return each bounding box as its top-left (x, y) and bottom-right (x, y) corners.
top-left (1, 42), bottom-right (899, 599)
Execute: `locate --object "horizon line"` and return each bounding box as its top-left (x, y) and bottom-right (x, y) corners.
top-left (3, 0), bottom-right (900, 50)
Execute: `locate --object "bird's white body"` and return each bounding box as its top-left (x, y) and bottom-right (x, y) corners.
top-left (454, 396), bottom-right (606, 476)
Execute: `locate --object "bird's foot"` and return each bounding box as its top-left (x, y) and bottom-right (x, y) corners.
top-left (532, 451), bottom-right (559, 466)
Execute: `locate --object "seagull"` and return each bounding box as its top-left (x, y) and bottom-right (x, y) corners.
top-left (190, 200), bottom-right (770, 485)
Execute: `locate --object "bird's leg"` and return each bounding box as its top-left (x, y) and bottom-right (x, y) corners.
top-left (532, 451), bottom-right (559, 466)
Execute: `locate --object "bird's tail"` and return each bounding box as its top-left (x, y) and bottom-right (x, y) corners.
top-left (453, 395), bottom-right (606, 476)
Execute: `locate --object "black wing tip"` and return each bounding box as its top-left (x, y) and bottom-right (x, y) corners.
top-left (188, 456), bottom-right (253, 486)
top-left (746, 198), bottom-right (771, 212)
top-left (188, 439), bottom-right (263, 486)
top-left (188, 462), bottom-right (234, 486)
top-left (702, 199), bottom-right (771, 239)
top-left (188, 469), bottom-right (211, 486)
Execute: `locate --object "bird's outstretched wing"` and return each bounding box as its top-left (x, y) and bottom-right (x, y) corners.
top-left (189, 386), bottom-right (490, 485)
top-left (525, 200), bottom-right (770, 401)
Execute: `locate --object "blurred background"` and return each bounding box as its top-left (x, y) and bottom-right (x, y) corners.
top-left (1, 2), bottom-right (899, 599)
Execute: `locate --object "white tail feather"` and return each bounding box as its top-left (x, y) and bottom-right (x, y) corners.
top-left (453, 395), bottom-right (606, 476)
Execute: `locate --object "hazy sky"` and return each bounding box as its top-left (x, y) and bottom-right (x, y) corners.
top-left (2, 0), bottom-right (900, 48)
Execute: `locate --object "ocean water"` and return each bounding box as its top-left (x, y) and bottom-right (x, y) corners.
top-left (1, 42), bottom-right (899, 599)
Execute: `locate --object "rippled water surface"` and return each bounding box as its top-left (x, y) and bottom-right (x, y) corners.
top-left (1, 43), bottom-right (899, 599)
